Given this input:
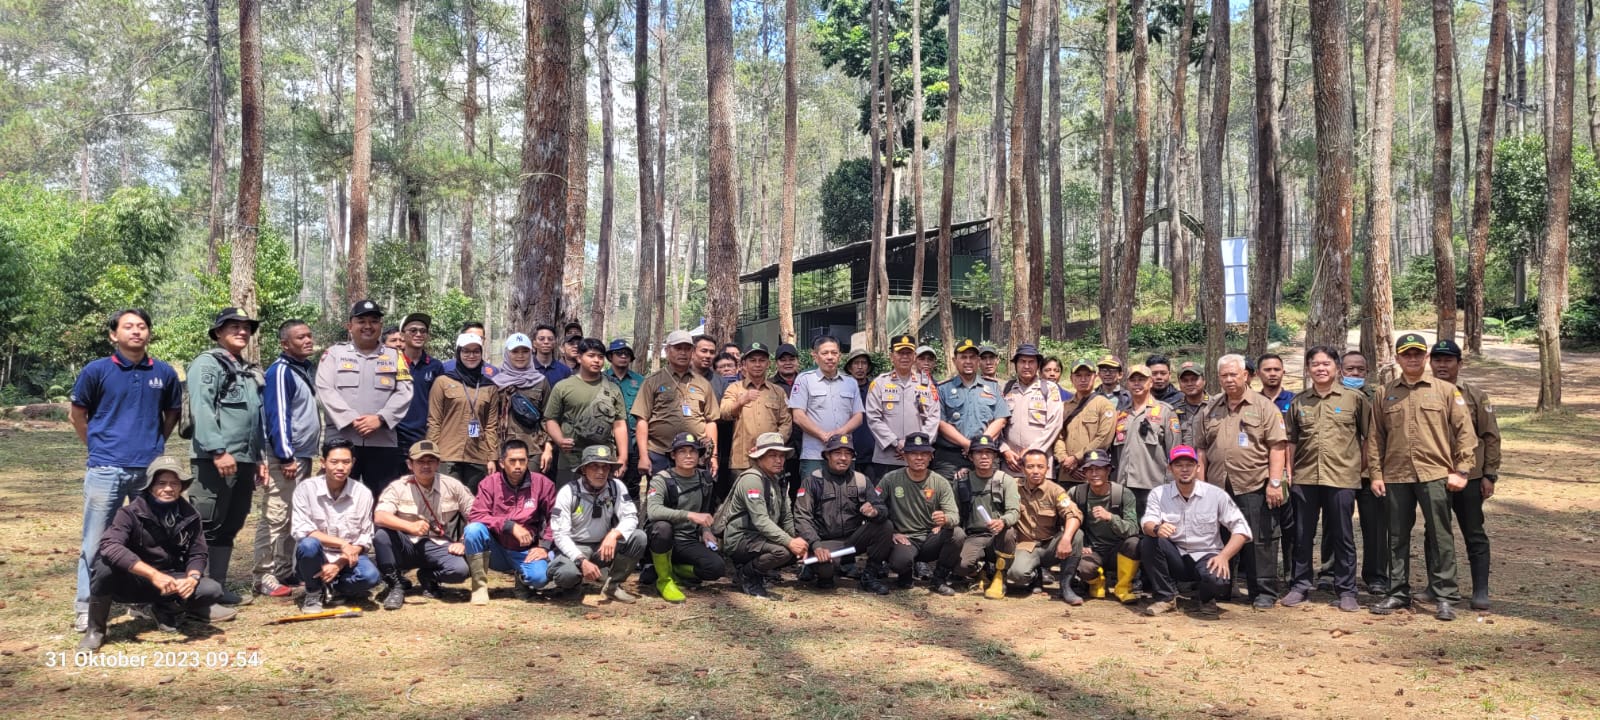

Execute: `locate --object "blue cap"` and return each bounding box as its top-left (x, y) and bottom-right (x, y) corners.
top-left (606, 338), bottom-right (634, 357)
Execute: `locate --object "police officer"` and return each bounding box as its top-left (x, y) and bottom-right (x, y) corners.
top-left (1067, 450), bottom-right (1141, 603)
top-left (1195, 353), bottom-right (1289, 610)
top-left (1000, 343), bottom-right (1065, 476)
top-left (640, 432), bottom-right (725, 603)
top-left (1428, 339), bottom-right (1501, 611)
top-left (793, 434), bottom-right (894, 594)
top-left (316, 300), bottom-right (414, 496)
top-left (941, 435), bottom-right (1020, 600)
top-left (723, 433), bottom-right (808, 599)
top-left (1370, 333), bottom-right (1477, 621)
top-left (1055, 357), bottom-right (1117, 482)
top-left (188, 307), bottom-right (268, 607)
top-left (1171, 361), bottom-right (1209, 447)
top-left (934, 339), bottom-right (1011, 479)
top-left (1111, 364), bottom-right (1181, 518)
top-left (1283, 346), bottom-right (1371, 613)
top-left (1095, 355), bottom-right (1132, 412)
top-left (790, 337), bottom-right (866, 480)
top-left (864, 334), bottom-right (942, 478)
top-left (633, 330), bottom-right (720, 476)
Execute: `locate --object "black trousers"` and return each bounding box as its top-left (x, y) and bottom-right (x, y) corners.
top-left (1356, 477), bottom-right (1389, 589)
top-left (812, 521), bottom-right (896, 580)
top-left (731, 537), bottom-right (798, 573)
top-left (189, 458), bottom-right (258, 548)
top-left (89, 558), bottom-right (226, 609)
top-left (1290, 485), bottom-right (1357, 596)
top-left (352, 445), bottom-right (404, 497)
top-left (1228, 487), bottom-right (1280, 600)
top-left (1074, 536), bottom-right (1143, 582)
top-left (1449, 477), bottom-right (1491, 571)
top-left (372, 528), bottom-right (470, 583)
top-left (887, 526), bottom-right (964, 576)
top-left (1140, 536), bottom-right (1227, 603)
top-left (645, 520), bottom-right (726, 581)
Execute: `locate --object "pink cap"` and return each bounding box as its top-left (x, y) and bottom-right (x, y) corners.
top-left (1168, 445), bottom-right (1199, 463)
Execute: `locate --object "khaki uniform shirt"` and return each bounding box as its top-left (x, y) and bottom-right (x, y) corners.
top-left (863, 370), bottom-right (942, 466)
top-left (426, 375), bottom-right (500, 464)
top-left (633, 368), bottom-right (720, 455)
top-left (1001, 378), bottom-right (1066, 458)
top-left (1014, 478), bottom-right (1080, 544)
top-left (1055, 393), bottom-right (1117, 464)
top-left (719, 379), bottom-right (793, 470)
top-left (1455, 379), bottom-right (1502, 479)
top-left (1285, 385), bottom-right (1372, 489)
top-left (316, 342), bottom-right (414, 448)
top-left (1112, 398), bottom-right (1182, 491)
top-left (1172, 397), bottom-right (1208, 448)
top-left (1370, 376), bottom-right (1477, 484)
top-left (1196, 390), bottom-right (1289, 494)
top-left (376, 473), bottom-right (476, 545)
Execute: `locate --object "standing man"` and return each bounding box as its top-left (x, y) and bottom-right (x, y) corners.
top-left (942, 435), bottom-right (1020, 599)
top-left (373, 440), bottom-right (475, 610)
top-left (1111, 364), bottom-right (1181, 517)
top-left (878, 432), bottom-right (962, 594)
top-left (721, 433), bottom-right (807, 598)
top-left (771, 343), bottom-right (802, 393)
top-left (316, 300), bottom-right (414, 496)
top-left (394, 313), bottom-right (444, 452)
top-left (1194, 354), bottom-right (1289, 610)
top-left (640, 433), bottom-right (725, 602)
top-left (843, 348), bottom-right (878, 474)
top-left (549, 446), bottom-right (646, 601)
top-left (978, 344), bottom-right (1002, 383)
top-left (1002, 449), bottom-right (1083, 604)
top-left (605, 338), bottom-right (646, 490)
top-left (530, 324), bottom-right (573, 385)
top-left (1054, 357), bottom-right (1116, 482)
top-left (999, 344), bottom-right (1064, 475)
top-left (188, 307), bottom-right (268, 607)
top-left (1282, 346), bottom-right (1372, 613)
top-left (291, 439), bottom-right (382, 612)
top-left (1140, 446), bottom-right (1252, 617)
top-left (1172, 361), bottom-right (1210, 447)
top-left (1146, 355), bottom-right (1184, 406)
top-left (1095, 355), bottom-right (1132, 411)
top-left (68, 308), bottom-right (182, 632)
top-left (1257, 352), bottom-right (1299, 576)
top-left (383, 326), bottom-right (404, 350)
top-left (720, 343), bottom-right (793, 493)
top-left (1067, 451), bottom-right (1142, 603)
top-left (934, 339), bottom-right (1011, 480)
top-left (793, 434), bottom-right (895, 594)
top-left (1368, 334), bottom-right (1478, 621)
top-left (692, 334), bottom-right (719, 379)
top-left (562, 320), bottom-right (585, 366)
top-left (1429, 339), bottom-right (1501, 610)
top-left (1339, 349), bottom-right (1386, 594)
top-left (865, 335), bottom-right (943, 479)
top-left (464, 440), bottom-right (558, 603)
top-left (543, 338), bottom-right (630, 486)
top-left (257, 319), bottom-right (322, 599)
top-left (790, 337), bottom-right (866, 480)
top-left (916, 345), bottom-right (939, 380)
top-left (634, 330), bottom-right (720, 476)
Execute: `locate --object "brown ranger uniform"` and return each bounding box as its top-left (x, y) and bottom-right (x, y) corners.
top-left (1054, 388), bottom-right (1117, 482)
top-left (1196, 389), bottom-right (1289, 603)
top-left (1369, 366), bottom-right (1476, 608)
top-left (425, 369), bottom-right (501, 493)
top-left (1002, 477), bottom-right (1082, 593)
top-left (1451, 375), bottom-right (1501, 607)
top-left (1284, 384), bottom-right (1372, 603)
top-left (719, 377), bottom-right (793, 471)
top-left (634, 366), bottom-right (721, 469)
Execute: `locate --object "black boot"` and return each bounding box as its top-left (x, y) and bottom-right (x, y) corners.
top-left (1469, 555), bottom-right (1491, 611)
top-left (381, 572), bottom-right (406, 611)
top-left (859, 561), bottom-right (891, 595)
top-left (740, 564), bottom-right (772, 600)
top-left (1060, 556), bottom-right (1084, 606)
top-left (77, 597), bottom-right (112, 652)
top-left (929, 565), bottom-right (956, 596)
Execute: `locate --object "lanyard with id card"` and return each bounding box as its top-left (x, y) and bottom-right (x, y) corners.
top-left (465, 384), bottom-right (483, 438)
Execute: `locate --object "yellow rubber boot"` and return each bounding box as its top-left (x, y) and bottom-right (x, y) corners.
top-left (985, 553), bottom-right (1012, 600)
top-left (1088, 567), bottom-right (1107, 599)
top-left (653, 552), bottom-right (686, 603)
top-left (1112, 555), bottom-right (1140, 604)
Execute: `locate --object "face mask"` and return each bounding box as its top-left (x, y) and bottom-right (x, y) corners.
top-left (1341, 376), bottom-right (1365, 390)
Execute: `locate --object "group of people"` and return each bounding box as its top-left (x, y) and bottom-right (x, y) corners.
top-left (67, 301), bottom-right (1501, 652)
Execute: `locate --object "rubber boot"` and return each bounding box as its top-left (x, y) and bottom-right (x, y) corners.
top-left (1060, 555), bottom-right (1084, 605)
top-left (652, 552), bottom-right (686, 603)
top-left (929, 565), bottom-right (956, 596)
top-left (467, 552), bottom-right (490, 605)
top-left (985, 553), bottom-right (1012, 600)
top-left (1469, 555), bottom-right (1491, 611)
top-left (1112, 555), bottom-right (1141, 604)
top-left (209, 546), bottom-right (251, 606)
top-left (672, 562), bottom-right (702, 585)
top-left (77, 597), bottom-right (112, 652)
top-left (1088, 567), bottom-right (1107, 599)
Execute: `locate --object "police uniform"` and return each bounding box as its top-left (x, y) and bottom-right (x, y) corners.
top-left (316, 300), bottom-right (415, 495)
top-left (793, 434), bottom-right (894, 591)
top-left (999, 345), bottom-right (1066, 476)
top-left (937, 435), bottom-right (1021, 597)
top-left (1284, 382), bottom-right (1372, 606)
top-left (863, 336), bottom-right (942, 472)
top-left (1110, 381), bottom-right (1181, 517)
top-left (933, 342), bottom-right (1011, 479)
top-left (1195, 388), bottom-right (1289, 605)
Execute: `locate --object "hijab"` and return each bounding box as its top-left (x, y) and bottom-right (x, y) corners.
top-left (449, 347), bottom-right (494, 388)
top-left (493, 352), bottom-right (547, 389)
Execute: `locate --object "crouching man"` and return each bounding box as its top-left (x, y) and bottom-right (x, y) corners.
top-left (1068, 450), bottom-right (1142, 603)
top-left (291, 439), bottom-right (383, 612)
top-left (793, 434), bottom-right (894, 594)
top-left (549, 446), bottom-right (646, 602)
top-left (79, 457), bottom-right (236, 652)
top-left (1140, 445), bottom-right (1252, 617)
top-left (641, 432), bottom-right (726, 603)
top-left (373, 440), bottom-right (475, 610)
top-left (723, 432), bottom-right (808, 599)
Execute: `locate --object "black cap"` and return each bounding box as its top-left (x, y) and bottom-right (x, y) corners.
top-left (1429, 339), bottom-right (1463, 358)
top-left (902, 432), bottom-right (934, 453)
top-left (670, 432), bottom-right (705, 453)
top-left (1081, 450), bottom-right (1112, 468)
top-left (967, 434), bottom-right (1001, 455)
top-left (1396, 333), bottom-right (1429, 353)
top-left (400, 312), bottom-right (432, 330)
top-left (775, 343), bottom-right (799, 359)
top-left (890, 334), bottom-right (917, 352)
top-left (953, 339), bottom-right (979, 354)
top-left (1011, 343), bottom-right (1043, 363)
top-left (745, 341), bottom-right (772, 358)
top-left (822, 434), bottom-right (857, 455)
top-left (349, 299), bottom-right (384, 319)
top-left (208, 307), bottom-right (260, 339)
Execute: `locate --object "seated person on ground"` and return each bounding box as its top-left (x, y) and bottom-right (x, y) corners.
top-left (1067, 450), bottom-right (1142, 603)
top-left (943, 434), bottom-right (1020, 600)
top-left (549, 446), bottom-right (647, 602)
top-left (722, 432), bottom-right (808, 599)
top-left (878, 432), bottom-right (964, 595)
top-left (291, 439), bottom-right (383, 612)
top-left (1003, 449), bottom-right (1085, 604)
top-left (373, 440), bottom-right (475, 610)
top-left (464, 439), bottom-right (560, 603)
top-left (640, 432), bottom-right (726, 603)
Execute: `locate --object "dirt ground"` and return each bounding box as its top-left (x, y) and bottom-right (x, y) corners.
top-left (0, 336), bottom-right (1597, 720)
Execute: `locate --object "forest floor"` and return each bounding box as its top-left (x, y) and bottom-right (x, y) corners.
top-left (0, 336), bottom-right (1597, 719)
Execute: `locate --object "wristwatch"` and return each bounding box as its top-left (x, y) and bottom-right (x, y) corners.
top-left (1269, 478), bottom-right (1283, 488)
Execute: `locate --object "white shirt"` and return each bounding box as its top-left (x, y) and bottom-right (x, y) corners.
top-left (1140, 480), bottom-right (1251, 560)
top-left (292, 475), bottom-right (376, 562)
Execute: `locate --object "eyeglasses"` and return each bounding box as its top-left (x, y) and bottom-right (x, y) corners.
top-left (403, 327), bottom-right (430, 335)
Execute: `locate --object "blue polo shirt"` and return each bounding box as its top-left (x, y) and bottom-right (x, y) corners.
top-left (533, 356), bottom-right (572, 385)
top-left (396, 351), bottom-right (446, 449)
top-left (69, 350), bottom-right (182, 468)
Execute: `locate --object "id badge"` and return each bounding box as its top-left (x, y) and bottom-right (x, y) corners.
top-left (681, 402), bottom-right (693, 417)
top-left (467, 419), bottom-right (482, 438)
top-left (1237, 431), bottom-right (1249, 448)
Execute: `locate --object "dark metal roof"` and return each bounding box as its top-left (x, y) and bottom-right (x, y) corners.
top-left (739, 218), bottom-right (992, 283)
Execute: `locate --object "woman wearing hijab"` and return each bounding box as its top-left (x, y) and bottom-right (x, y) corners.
top-left (426, 334), bottom-right (501, 493)
top-left (491, 332), bottom-right (554, 474)
top-left (80, 456), bottom-right (236, 652)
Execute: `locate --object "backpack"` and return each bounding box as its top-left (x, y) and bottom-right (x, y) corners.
top-left (1069, 481), bottom-right (1127, 518)
top-left (177, 349), bottom-right (241, 440)
top-left (649, 469), bottom-right (714, 515)
top-left (711, 471), bottom-right (777, 539)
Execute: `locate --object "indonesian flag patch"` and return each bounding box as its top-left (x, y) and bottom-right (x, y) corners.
top-left (923, 488), bottom-right (935, 500)
top-left (747, 489), bottom-right (761, 499)
top-left (795, 487), bottom-right (807, 497)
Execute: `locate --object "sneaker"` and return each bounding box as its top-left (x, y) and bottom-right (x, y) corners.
top-left (188, 603), bottom-right (237, 625)
top-left (1252, 595), bottom-right (1277, 610)
top-left (1281, 589), bottom-right (1309, 607)
top-left (1336, 594), bottom-right (1361, 612)
top-left (255, 576), bottom-right (293, 598)
top-left (1143, 599), bottom-right (1178, 616)
top-left (914, 562), bottom-right (932, 581)
top-left (74, 610), bottom-right (89, 633)
top-left (300, 591), bottom-right (324, 614)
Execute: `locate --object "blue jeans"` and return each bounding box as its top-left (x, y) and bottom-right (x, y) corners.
top-left (77, 466), bottom-right (147, 613)
top-left (294, 537), bottom-right (381, 598)
top-left (463, 522), bottom-right (550, 586)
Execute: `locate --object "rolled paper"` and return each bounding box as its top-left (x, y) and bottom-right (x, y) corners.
top-left (976, 505), bottom-right (993, 524)
top-left (802, 546), bottom-right (856, 564)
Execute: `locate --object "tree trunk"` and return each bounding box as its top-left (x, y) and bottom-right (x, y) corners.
top-left (703, 0), bottom-right (741, 342)
top-left (1096, 0), bottom-right (1120, 343)
top-left (1430, 0), bottom-right (1458, 342)
top-left (349, 0), bottom-right (374, 303)
top-left (874, 0), bottom-right (896, 348)
top-left (460, 0), bottom-right (478, 297)
top-left (654, 0), bottom-right (670, 348)
top-left (1112, 0), bottom-right (1150, 361)
top-left (1201, 0), bottom-right (1230, 387)
top-left (397, 0), bottom-right (425, 263)
top-left (778, 0), bottom-right (799, 344)
top-left (1366, 0), bottom-right (1400, 376)
top-left (510, 0), bottom-right (571, 329)
top-left (1025, 0), bottom-right (1050, 337)
top-left (1537, 0), bottom-right (1575, 412)
top-left (1304, 0), bottom-right (1353, 350)
top-left (988, 0), bottom-right (1009, 341)
top-left (1008, 0), bottom-right (1037, 350)
top-left (1587, 0), bottom-right (1599, 151)
top-left (1547, 0), bottom-right (1558, 139)
top-left (1248, 0), bottom-right (1284, 357)
top-left (866, 0), bottom-right (884, 346)
top-left (205, 0), bottom-right (226, 277)
top-left (1466, 0), bottom-right (1508, 357)
top-left (909, 0), bottom-right (928, 336)
top-left (635, 0), bottom-right (661, 351)
top-left (234, 0), bottom-right (263, 360)
top-left (594, 11), bottom-right (616, 339)
top-left (1168, 0), bottom-right (1196, 321)
top-left (938, 0), bottom-right (962, 359)
top-left (1047, 2), bottom-right (1065, 338)
top-left (562, 23), bottom-right (589, 327)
